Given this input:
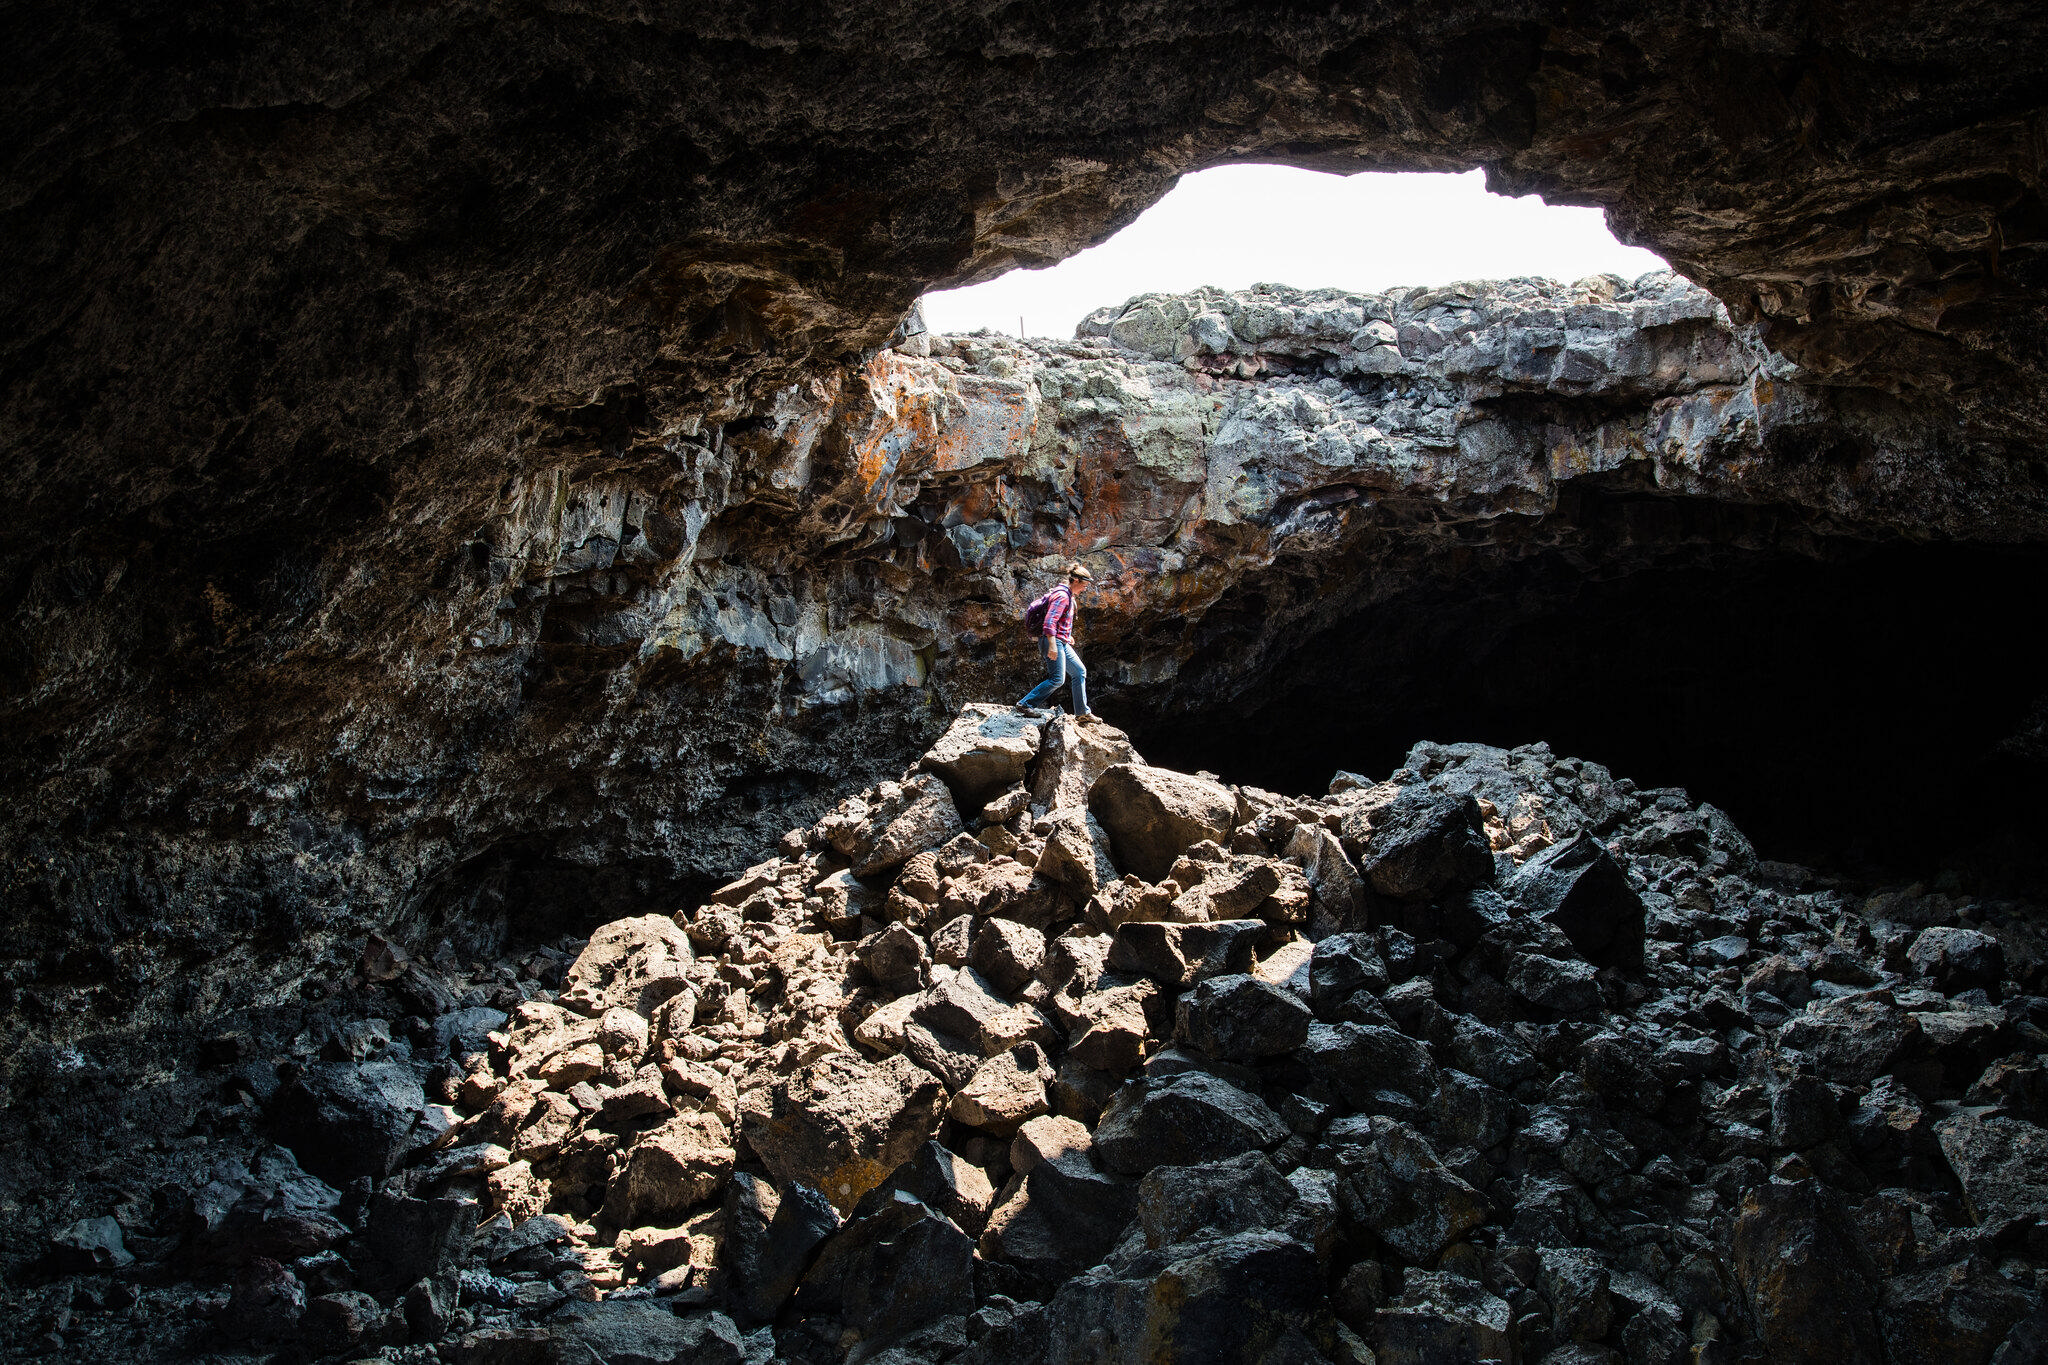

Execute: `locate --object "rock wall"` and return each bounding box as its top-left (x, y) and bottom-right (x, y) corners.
top-left (7, 273), bottom-right (2046, 1063)
top-left (11, 705), bottom-right (2045, 1362)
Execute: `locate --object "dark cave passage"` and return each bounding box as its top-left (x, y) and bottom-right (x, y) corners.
top-left (1133, 542), bottom-right (2048, 891)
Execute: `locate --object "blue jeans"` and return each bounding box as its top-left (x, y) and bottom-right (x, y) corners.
top-left (1019, 640), bottom-right (1088, 715)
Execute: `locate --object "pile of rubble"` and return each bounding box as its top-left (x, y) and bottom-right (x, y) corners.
top-left (24, 704), bottom-right (2048, 1363)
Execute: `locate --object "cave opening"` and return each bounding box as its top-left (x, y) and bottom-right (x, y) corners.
top-left (1132, 539), bottom-right (2048, 893)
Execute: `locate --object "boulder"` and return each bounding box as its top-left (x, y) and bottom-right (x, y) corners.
top-left (791, 1191), bottom-right (977, 1357)
top-left (1088, 763), bottom-right (1237, 882)
top-left (1035, 809), bottom-right (1120, 901)
top-left (1106, 918), bottom-right (1264, 987)
top-left (828, 775), bottom-right (966, 878)
top-left (1356, 789), bottom-right (1492, 901)
top-left (722, 1173), bottom-right (841, 1328)
top-left (1879, 1256), bottom-right (2035, 1365)
top-left (979, 1149), bottom-right (1139, 1284)
top-left (1033, 1230), bottom-right (1338, 1364)
top-left (908, 967), bottom-right (1011, 1045)
top-left (605, 1111), bottom-right (735, 1227)
top-left (48, 1215), bottom-right (133, 1273)
top-left (559, 914), bottom-right (696, 1018)
top-left (1093, 1071), bottom-right (1287, 1175)
top-left (1175, 973), bottom-right (1312, 1060)
top-left (1508, 951), bottom-right (1603, 1014)
top-left (1505, 831), bottom-right (1645, 968)
top-left (1908, 926), bottom-right (2005, 996)
top-left (355, 1192), bottom-right (473, 1294)
top-left (740, 1052), bottom-right (947, 1213)
top-left (1298, 1021), bottom-right (1441, 1106)
top-left (1308, 933), bottom-right (1390, 1023)
top-left (268, 1059), bottom-right (433, 1184)
top-left (1030, 715), bottom-right (1138, 813)
top-left (949, 1042), bottom-right (1053, 1135)
top-left (1935, 1109), bottom-right (2048, 1225)
top-left (1134, 1151), bottom-right (1301, 1250)
top-left (1011, 1115), bottom-right (1093, 1176)
top-left (1730, 1179), bottom-right (1884, 1365)
top-left (1285, 822), bottom-right (1367, 933)
top-left (1372, 1269), bottom-right (1513, 1365)
top-left (856, 1140), bottom-right (997, 1238)
top-left (969, 917), bottom-right (1046, 995)
top-left (857, 922), bottom-right (928, 996)
top-left (1333, 1119), bottom-right (1488, 1263)
top-left (548, 1301), bottom-right (746, 1365)
top-left (920, 703), bottom-right (1043, 810)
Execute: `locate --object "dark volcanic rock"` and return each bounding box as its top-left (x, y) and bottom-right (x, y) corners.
top-left (1092, 1071), bottom-right (1288, 1176)
top-left (1506, 830), bottom-right (1646, 969)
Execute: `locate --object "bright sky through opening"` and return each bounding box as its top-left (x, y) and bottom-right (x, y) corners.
top-left (920, 165), bottom-right (1669, 340)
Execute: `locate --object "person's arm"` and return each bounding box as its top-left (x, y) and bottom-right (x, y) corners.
top-left (1045, 589), bottom-right (1066, 656)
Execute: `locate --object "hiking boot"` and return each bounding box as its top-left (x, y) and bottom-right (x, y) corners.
top-left (1077, 712), bottom-right (1105, 726)
top-left (1015, 705), bottom-right (1050, 720)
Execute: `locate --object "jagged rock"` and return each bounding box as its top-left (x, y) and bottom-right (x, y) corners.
top-left (1909, 926), bottom-right (2006, 996)
top-left (606, 1111), bottom-right (735, 1227)
top-left (740, 1052), bottom-right (947, 1213)
top-left (1507, 950), bottom-right (1604, 1014)
top-left (1355, 789), bottom-right (1493, 900)
top-left (1299, 1020), bottom-right (1442, 1107)
top-left (1011, 1115), bottom-right (1093, 1176)
top-left (920, 703), bottom-right (1044, 810)
top-left (723, 1173), bottom-right (841, 1328)
top-left (1880, 1256), bottom-right (2036, 1365)
top-left (857, 921), bottom-right (929, 996)
top-left (856, 1140), bottom-right (996, 1238)
top-left (1133, 1151), bottom-right (1299, 1249)
top-left (1088, 764), bottom-right (1237, 882)
top-left (1175, 972), bottom-right (1312, 1060)
top-left (1935, 1109), bottom-right (2048, 1225)
top-left (1433, 1069), bottom-right (1513, 1149)
top-left (901, 1021), bottom-right (986, 1090)
top-left (299, 1290), bottom-right (392, 1358)
top-left (1285, 822), bottom-right (1367, 933)
top-left (1731, 1178), bottom-right (1884, 1364)
top-left (826, 775), bottom-right (967, 878)
top-left (909, 967), bottom-right (1011, 1045)
top-left (938, 861), bottom-right (1071, 931)
top-left (949, 1042), bottom-right (1053, 1135)
top-left (1034, 809), bottom-right (1120, 901)
top-left (549, 1301), bottom-right (746, 1365)
top-left (1333, 1119), bottom-right (1488, 1263)
top-left (1372, 1269), bottom-right (1513, 1365)
top-left (1308, 932), bottom-right (1391, 1023)
top-left (1506, 830), bottom-right (1646, 969)
top-left (48, 1216), bottom-right (133, 1273)
top-left (1539, 1248), bottom-right (1615, 1343)
top-left (1105, 917), bottom-right (1264, 987)
top-left (560, 914), bottom-right (696, 1018)
top-left (1050, 1057), bottom-right (1121, 1125)
top-left (354, 1192), bottom-right (475, 1295)
top-left (218, 1257), bottom-right (307, 1342)
top-left (268, 1059), bottom-right (434, 1184)
top-left (1030, 716), bottom-right (1138, 814)
top-left (979, 1149), bottom-right (1139, 1284)
top-left (792, 1191), bottom-right (977, 1357)
top-left (968, 917), bottom-right (1045, 994)
top-left (1032, 1230), bottom-right (1339, 1364)
top-left (1093, 1071), bottom-right (1287, 1175)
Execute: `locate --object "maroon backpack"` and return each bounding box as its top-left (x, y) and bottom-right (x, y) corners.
top-left (1022, 586), bottom-right (1064, 636)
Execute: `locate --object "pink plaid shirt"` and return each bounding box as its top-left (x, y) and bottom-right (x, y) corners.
top-left (1040, 585), bottom-right (1076, 642)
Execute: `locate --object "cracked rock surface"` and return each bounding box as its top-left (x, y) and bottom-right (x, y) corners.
top-left (8, 705), bottom-right (2044, 1362)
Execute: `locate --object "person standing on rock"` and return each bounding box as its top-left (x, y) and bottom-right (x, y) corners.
top-left (1017, 563), bottom-right (1103, 723)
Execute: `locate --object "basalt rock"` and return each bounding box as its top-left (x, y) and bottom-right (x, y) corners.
top-left (5, 708), bottom-right (2048, 1362)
